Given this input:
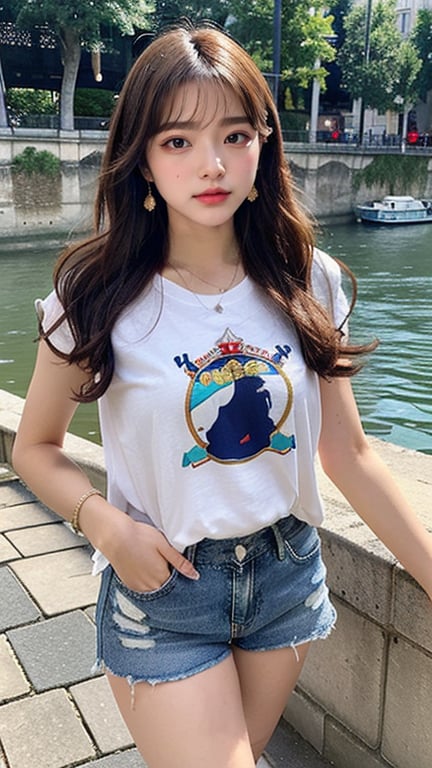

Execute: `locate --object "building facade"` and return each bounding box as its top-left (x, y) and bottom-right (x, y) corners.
top-left (396, 0), bottom-right (432, 36)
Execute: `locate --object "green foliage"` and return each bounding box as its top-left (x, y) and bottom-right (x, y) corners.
top-left (6, 89), bottom-right (58, 116)
top-left (222, 0), bottom-right (274, 72)
top-left (392, 41), bottom-right (421, 107)
top-left (156, 1), bottom-right (339, 92)
top-left (353, 156), bottom-right (429, 195)
top-left (13, 0), bottom-right (154, 46)
top-left (9, 0), bottom-right (154, 130)
top-left (339, 0), bottom-right (421, 112)
top-left (412, 9), bottom-right (432, 102)
top-left (279, 111), bottom-right (308, 133)
top-left (74, 89), bottom-right (116, 117)
top-left (12, 146), bottom-right (61, 177)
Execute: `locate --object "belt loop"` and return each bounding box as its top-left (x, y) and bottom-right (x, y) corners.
top-left (185, 543), bottom-right (197, 565)
top-left (271, 522), bottom-right (286, 561)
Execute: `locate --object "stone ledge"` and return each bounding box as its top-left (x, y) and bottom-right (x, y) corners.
top-left (0, 389), bottom-right (106, 491)
top-left (324, 720), bottom-right (392, 768)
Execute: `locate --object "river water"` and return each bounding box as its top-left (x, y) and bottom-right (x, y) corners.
top-left (0, 223), bottom-right (431, 454)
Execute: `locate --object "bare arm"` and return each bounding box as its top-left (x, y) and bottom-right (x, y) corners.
top-left (318, 376), bottom-right (432, 600)
top-left (12, 341), bottom-right (199, 588)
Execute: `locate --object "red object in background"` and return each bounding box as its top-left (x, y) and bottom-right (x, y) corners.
top-left (407, 130), bottom-right (419, 144)
top-left (331, 129), bottom-right (340, 141)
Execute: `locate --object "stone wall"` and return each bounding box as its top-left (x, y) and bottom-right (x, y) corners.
top-left (1, 131), bottom-right (432, 233)
top-left (286, 442), bottom-right (432, 768)
top-left (0, 131), bottom-right (104, 235)
top-left (1, 388), bottom-right (431, 768)
top-left (287, 145), bottom-right (432, 222)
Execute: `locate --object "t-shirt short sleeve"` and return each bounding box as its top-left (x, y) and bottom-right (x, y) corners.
top-left (35, 291), bottom-right (75, 355)
top-left (311, 247), bottom-right (350, 334)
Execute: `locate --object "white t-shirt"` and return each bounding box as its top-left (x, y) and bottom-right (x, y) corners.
top-left (37, 248), bottom-right (349, 557)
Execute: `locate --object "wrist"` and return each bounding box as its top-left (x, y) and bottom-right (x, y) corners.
top-left (71, 488), bottom-right (103, 534)
top-left (78, 495), bottom-right (131, 555)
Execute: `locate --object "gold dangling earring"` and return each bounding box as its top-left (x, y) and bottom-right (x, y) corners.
top-left (143, 181), bottom-right (156, 212)
top-left (247, 184), bottom-right (258, 203)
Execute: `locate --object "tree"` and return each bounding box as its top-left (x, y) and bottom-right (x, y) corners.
top-left (281, 3), bottom-right (336, 88)
top-left (225, 0), bottom-right (336, 106)
top-left (338, 0), bottom-right (421, 139)
top-left (155, 1), bottom-right (338, 106)
top-left (221, 0), bottom-right (274, 72)
top-left (339, 0), bottom-right (400, 110)
top-left (412, 9), bottom-right (432, 103)
top-left (12, 0), bottom-right (153, 131)
top-left (392, 41), bottom-right (421, 142)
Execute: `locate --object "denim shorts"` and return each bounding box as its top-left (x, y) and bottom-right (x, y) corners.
top-left (94, 515), bottom-right (336, 685)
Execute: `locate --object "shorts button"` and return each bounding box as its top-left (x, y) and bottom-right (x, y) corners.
top-left (235, 544), bottom-right (247, 562)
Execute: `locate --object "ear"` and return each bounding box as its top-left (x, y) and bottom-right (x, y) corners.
top-left (140, 165), bottom-right (154, 182)
top-left (260, 126), bottom-right (273, 146)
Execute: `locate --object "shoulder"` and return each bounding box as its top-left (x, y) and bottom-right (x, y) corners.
top-left (311, 247), bottom-right (342, 303)
top-left (311, 247), bottom-right (350, 330)
top-left (35, 290), bottom-right (74, 354)
top-left (311, 247), bottom-right (342, 287)
top-left (35, 290), bottom-right (64, 326)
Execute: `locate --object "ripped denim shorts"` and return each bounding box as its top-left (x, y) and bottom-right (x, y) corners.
top-left (94, 515), bottom-right (336, 686)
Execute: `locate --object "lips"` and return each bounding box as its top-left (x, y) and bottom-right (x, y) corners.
top-left (194, 188), bottom-right (231, 204)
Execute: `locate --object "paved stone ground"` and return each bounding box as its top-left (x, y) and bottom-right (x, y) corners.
top-left (0, 465), bottom-right (332, 768)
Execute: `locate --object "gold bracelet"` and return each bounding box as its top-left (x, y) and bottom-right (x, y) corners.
top-left (71, 488), bottom-right (103, 534)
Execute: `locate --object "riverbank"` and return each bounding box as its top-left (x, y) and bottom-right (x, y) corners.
top-left (1, 131), bottom-right (432, 232)
top-left (1, 388), bottom-right (432, 768)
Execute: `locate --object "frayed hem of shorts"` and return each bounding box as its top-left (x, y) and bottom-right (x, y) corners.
top-left (92, 648), bottom-right (232, 687)
top-left (234, 616), bottom-right (337, 655)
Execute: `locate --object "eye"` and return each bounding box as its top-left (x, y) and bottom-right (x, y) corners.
top-left (225, 132), bottom-right (251, 145)
top-left (163, 137), bottom-right (190, 149)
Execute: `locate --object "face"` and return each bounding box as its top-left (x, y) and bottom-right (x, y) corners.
top-left (144, 83), bottom-right (261, 232)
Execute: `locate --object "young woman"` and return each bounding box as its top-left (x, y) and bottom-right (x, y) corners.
top-left (12, 21), bottom-right (432, 768)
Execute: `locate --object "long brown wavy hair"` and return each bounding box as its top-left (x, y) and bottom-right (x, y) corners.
top-left (44, 21), bottom-right (375, 402)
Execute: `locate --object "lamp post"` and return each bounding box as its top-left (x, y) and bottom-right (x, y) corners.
top-left (308, 5), bottom-right (337, 144)
top-left (272, 0), bottom-right (282, 104)
top-left (0, 57), bottom-right (9, 130)
top-left (358, 0), bottom-right (373, 143)
top-left (309, 59), bottom-right (321, 143)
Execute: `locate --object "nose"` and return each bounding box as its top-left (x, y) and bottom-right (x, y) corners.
top-left (198, 145), bottom-right (226, 179)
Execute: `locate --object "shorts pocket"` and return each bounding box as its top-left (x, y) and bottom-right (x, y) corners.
top-left (111, 567), bottom-right (178, 601)
top-left (283, 519), bottom-right (321, 563)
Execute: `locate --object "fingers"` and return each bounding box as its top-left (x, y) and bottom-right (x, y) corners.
top-left (160, 540), bottom-right (200, 581)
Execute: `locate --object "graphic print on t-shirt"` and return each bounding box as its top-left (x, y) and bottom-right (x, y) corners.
top-left (174, 328), bottom-right (296, 467)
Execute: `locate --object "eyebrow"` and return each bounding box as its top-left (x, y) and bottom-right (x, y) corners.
top-left (157, 116), bottom-right (253, 132)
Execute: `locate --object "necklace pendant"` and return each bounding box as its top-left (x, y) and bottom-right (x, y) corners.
top-left (214, 302), bottom-right (224, 313)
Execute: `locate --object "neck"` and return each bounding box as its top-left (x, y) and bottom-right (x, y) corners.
top-left (167, 223), bottom-right (239, 269)
top-left (162, 240), bottom-right (244, 296)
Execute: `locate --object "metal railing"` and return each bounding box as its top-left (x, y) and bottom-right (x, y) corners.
top-left (4, 114), bottom-right (432, 152)
top-left (282, 129), bottom-right (432, 148)
top-left (6, 113), bottom-right (109, 131)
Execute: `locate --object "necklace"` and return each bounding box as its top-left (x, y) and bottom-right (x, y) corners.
top-left (169, 260), bottom-right (241, 314)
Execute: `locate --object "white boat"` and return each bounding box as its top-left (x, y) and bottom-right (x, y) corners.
top-left (355, 195), bottom-right (432, 224)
